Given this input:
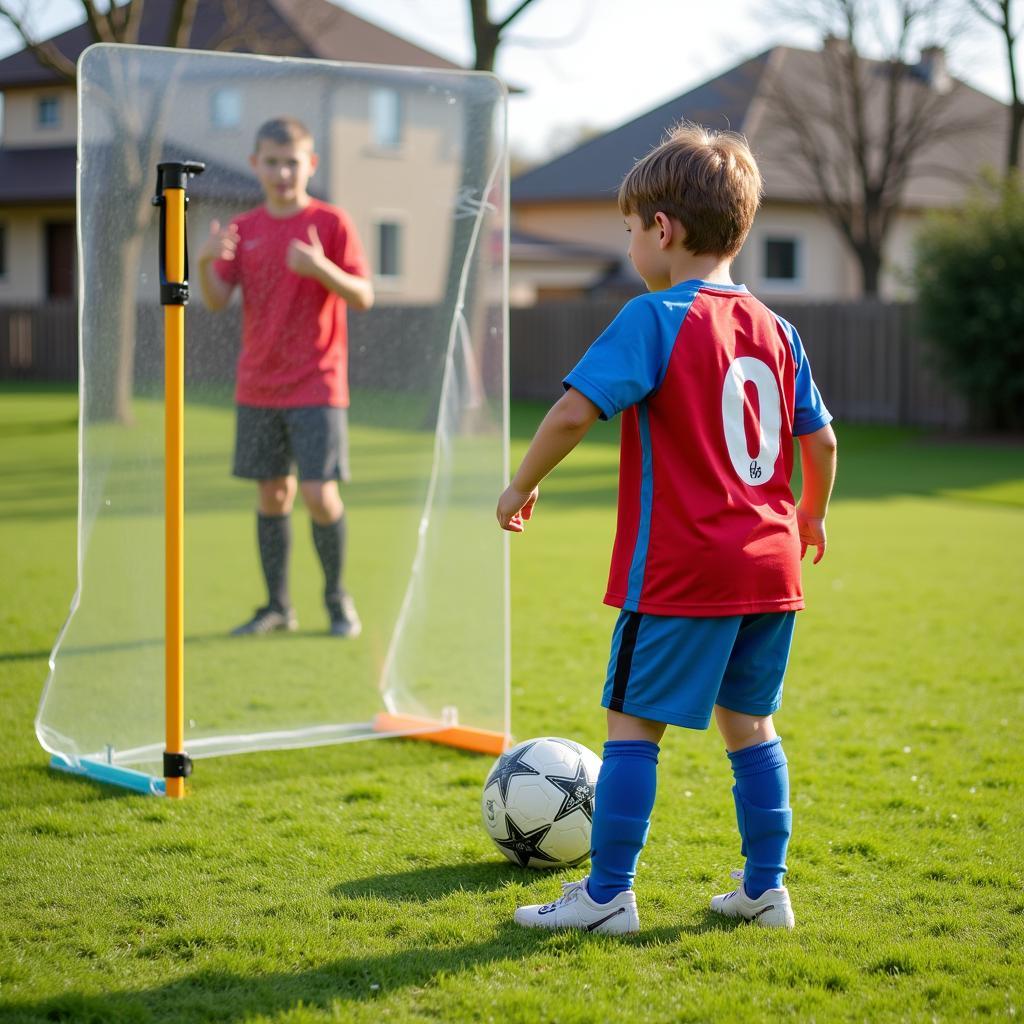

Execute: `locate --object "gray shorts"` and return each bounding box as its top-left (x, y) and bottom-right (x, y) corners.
top-left (233, 405), bottom-right (350, 483)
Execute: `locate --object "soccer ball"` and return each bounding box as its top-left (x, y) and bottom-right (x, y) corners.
top-left (481, 736), bottom-right (602, 869)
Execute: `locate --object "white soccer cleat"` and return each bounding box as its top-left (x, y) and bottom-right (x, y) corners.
top-left (710, 869), bottom-right (795, 929)
top-left (514, 878), bottom-right (640, 935)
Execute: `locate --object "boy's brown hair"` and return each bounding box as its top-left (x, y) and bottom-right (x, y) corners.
top-left (253, 116), bottom-right (314, 153)
top-left (618, 121), bottom-right (762, 258)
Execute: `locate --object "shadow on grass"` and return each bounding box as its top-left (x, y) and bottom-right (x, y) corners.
top-left (333, 861), bottom-right (520, 901)
top-left (0, 629), bottom-right (266, 664)
top-left (4, 917), bottom-right (736, 1024)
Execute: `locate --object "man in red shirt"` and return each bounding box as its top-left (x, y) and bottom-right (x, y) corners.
top-left (198, 116), bottom-right (374, 638)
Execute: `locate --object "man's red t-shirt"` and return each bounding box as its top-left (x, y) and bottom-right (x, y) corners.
top-left (214, 199), bottom-right (369, 408)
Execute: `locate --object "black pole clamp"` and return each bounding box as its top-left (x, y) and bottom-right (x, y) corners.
top-left (163, 751), bottom-right (193, 779)
top-left (152, 161), bottom-right (206, 306)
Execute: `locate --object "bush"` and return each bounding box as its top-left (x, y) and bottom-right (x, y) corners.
top-left (914, 176), bottom-right (1024, 431)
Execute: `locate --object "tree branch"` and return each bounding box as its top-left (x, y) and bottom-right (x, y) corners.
top-left (0, 4), bottom-right (77, 80)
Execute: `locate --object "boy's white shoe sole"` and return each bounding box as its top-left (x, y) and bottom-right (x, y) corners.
top-left (710, 870), bottom-right (795, 929)
top-left (514, 878), bottom-right (639, 935)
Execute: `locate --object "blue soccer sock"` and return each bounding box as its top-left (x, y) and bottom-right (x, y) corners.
top-left (728, 737), bottom-right (792, 899)
top-left (586, 740), bottom-right (659, 905)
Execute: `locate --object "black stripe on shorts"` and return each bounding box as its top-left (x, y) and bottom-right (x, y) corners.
top-left (608, 612), bottom-right (643, 712)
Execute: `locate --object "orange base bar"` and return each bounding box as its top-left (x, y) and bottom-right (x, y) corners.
top-left (373, 712), bottom-right (510, 756)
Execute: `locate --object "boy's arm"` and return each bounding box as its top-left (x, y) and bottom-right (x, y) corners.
top-left (196, 219), bottom-right (238, 312)
top-left (496, 387), bottom-right (602, 532)
top-left (287, 225), bottom-right (375, 311)
top-left (796, 423), bottom-right (838, 564)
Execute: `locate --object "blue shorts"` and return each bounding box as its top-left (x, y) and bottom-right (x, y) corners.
top-left (601, 610), bottom-right (796, 729)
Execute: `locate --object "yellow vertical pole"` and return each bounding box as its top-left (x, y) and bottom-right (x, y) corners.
top-left (155, 160), bottom-right (202, 799)
top-left (164, 186), bottom-right (186, 800)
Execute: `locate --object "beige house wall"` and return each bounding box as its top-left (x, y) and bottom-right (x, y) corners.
top-left (513, 202), bottom-right (625, 257)
top-left (0, 205), bottom-right (73, 303)
top-left (513, 198), bottom-right (930, 303)
top-left (2, 71), bottom-right (486, 305)
top-left (2, 86), bottom-right (77, 147)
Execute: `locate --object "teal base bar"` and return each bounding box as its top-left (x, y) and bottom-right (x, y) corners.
top-left (50, 753), bottom-right (166, 796)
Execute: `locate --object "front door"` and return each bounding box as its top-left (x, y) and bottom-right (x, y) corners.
top-left (45, 221), bottom-right (76, 299)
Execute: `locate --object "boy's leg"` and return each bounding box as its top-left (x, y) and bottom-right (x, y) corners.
top-left (716, 707), bottom-right (790, 898)
top-left (257, 475), bottom-right (297, 611)
top-left (300, 479), bottom-right (359, 636)
top-left (513, 712), bottom-right (659, 935)
top-left (586, 710), bottom-right (664, 904)
top-left (710, 613), bottom-right (796, 927)
top-left (231, 406), bottom-right (298, 634)
top-left (289, 407), bottom-right (360, 637)
top-left (232, 476), bottom-right (297, 635)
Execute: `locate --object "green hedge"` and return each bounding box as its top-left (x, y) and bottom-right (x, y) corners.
top-left (915, 176), bottom-right (1024, 431)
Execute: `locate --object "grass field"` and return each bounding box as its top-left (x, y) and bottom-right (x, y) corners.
top-left (1, 382), bottom-right (1022, 1023)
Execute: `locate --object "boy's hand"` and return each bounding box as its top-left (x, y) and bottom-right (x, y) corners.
top-left (198, 219), bottom-right (239, 265)
top-left (287, 224), bottom-right (326, 278)
top-left (496, 485), bottom-right (538, 533)
top-left (797, 507), bottom-right (827, 564)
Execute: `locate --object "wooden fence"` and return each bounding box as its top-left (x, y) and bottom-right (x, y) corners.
top-left (0, 298), bottom-right (967, 428)
top-left (510, 299), bottom-right (967, 429)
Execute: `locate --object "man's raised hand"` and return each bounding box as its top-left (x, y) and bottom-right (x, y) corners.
top-left (287, 224), bottom-right (325, 278)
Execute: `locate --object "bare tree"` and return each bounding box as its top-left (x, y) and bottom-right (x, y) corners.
top-left (0, 0), bottom-right (198, 80)
top-left (468, 0), bottom-right (539, 71)
top-left (430, 0), bottom-right (543, 422)
top-left (761, 0), bottom-right (981, 295)
top-left (969, 0), bottom-right (1023, 170)
top-left (0, 1), bottom-right (200, 420)
top-left (0, 0), bottom-right (300, 421)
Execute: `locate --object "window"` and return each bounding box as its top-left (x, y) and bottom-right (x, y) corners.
top-left (211, 88), bottom-right (242, 129)
top-left (370, 88), bottom-right (402, 148)
top-left (376, 222), bottom-right (402, 278)
top-left (37, 96), bottom-right (59, 128)
top-left (763, 237), bottom-right (800, 283)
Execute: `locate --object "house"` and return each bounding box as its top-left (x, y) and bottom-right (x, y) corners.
top-left (0, 0), bottom-right (472, 307)
top-left (510, 44), bottom-right (1006, 304)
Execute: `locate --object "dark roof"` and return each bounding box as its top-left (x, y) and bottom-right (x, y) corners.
top-left (511, 50), bottom-right (772, 204)
top-left (0, 142), bottom-right (271, 204)
top-left (0, 146), bottom-right (75, 203)
top-left (0, 0), bottom-right (460, 89)
top-left (512, 45), bottom-right (1007, 210)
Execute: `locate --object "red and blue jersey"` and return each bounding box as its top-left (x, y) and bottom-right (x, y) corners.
top-left (563, 280), bottom-right (831, 617)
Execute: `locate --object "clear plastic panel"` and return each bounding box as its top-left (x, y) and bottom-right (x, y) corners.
top-left (37, 45), bottom-right (509, 775)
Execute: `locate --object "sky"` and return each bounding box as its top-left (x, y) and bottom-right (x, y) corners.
top-left (0, 0), bottom-right (1016, 160)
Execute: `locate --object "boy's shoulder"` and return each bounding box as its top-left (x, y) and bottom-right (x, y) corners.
top-left (305, 198), bottom-right (353, 226)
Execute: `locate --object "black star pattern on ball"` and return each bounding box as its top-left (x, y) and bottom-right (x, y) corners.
top-left (494, 814), bottom-right (561, 868)
top-left (485, 742), bottom-right (540, 803)
top-left (545, 760), bottom-right (596, 823)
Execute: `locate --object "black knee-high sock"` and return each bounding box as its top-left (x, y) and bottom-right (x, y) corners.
top-left (312, 514), bottom-right (346, 607)
top-left (257, 513), bottom-right (291, 612)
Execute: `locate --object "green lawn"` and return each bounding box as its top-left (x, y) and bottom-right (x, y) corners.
top-left (1, 382), bottom-right (1022, 1023)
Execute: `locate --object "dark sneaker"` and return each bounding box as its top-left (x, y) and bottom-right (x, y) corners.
top-left (230, 605), bottom-right (298, 636)
top-left (328, 594), bottom-right (362, 638)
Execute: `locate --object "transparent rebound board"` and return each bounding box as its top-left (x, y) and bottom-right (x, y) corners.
top-left (37, 44), bottom-right (510, 777)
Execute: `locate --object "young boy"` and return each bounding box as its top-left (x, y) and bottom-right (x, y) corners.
top-left (198, 116), bottom-right (374, 638)
top-left (496, 123), bottom-right (837, 934)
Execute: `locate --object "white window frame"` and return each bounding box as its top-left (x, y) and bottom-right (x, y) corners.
top-left (37, 95), bottom-right (60, 129)
top-left (210, 87), bottom-right (243, 130)
top-left (760, 234), bottom-right (804, 291)
top-left (369, 88), bottom-right (403, 150)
